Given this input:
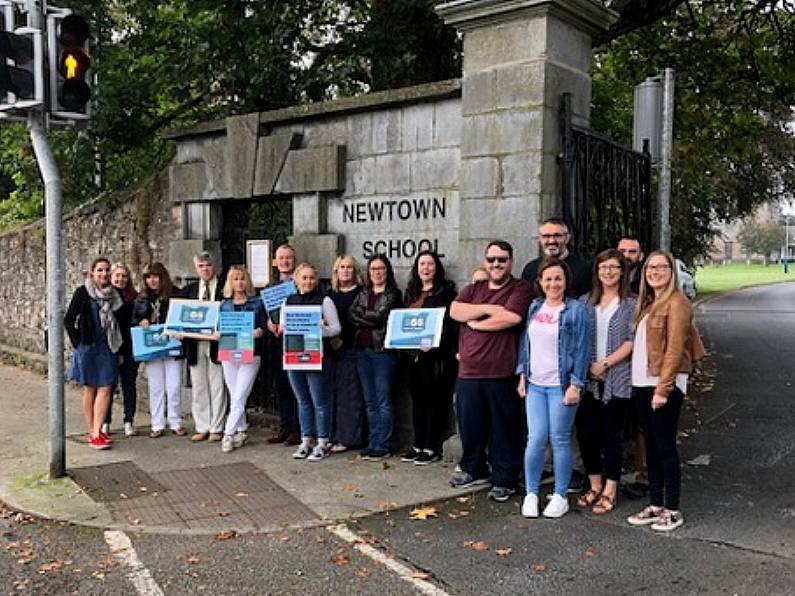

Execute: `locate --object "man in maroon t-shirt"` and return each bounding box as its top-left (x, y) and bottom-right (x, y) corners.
top-left (450, 240), bottom-right (532, 502)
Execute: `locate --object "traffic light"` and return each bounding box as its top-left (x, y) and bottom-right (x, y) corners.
top-left (0, 6), bottom-right (43, 111)
top-left (48, 12), bottom-right (90, 118)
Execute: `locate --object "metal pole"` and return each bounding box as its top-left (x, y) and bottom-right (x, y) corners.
top-left (28, 0), bottom-right (66, 479)
top-left (658, 67), bottom-right (675, 252)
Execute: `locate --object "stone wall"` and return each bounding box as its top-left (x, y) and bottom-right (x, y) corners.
top-left (0, 173), bottom-right (180, 356)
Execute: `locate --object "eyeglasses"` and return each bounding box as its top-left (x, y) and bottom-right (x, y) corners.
top-left (485, 256), bottom-right (509, 264)
top-left (598, 265), bottom-right (622, 272)
top-left (540, 234), bottom-right (565, 240)
top-left (647, 264), bottom-right (671, 272)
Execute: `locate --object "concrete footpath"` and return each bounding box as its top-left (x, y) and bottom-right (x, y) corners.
top-left (0, 363), bottom-right (463, 535)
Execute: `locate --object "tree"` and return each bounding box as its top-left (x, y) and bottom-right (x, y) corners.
top-left (592, 1), bottom-right (795, 263)
top-left (737, 220), bottom-right (785, 263)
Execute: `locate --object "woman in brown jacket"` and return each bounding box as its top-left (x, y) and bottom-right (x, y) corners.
top-left (626, 251), bottom-right (705, 532)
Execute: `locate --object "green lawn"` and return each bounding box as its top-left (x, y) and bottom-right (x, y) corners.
top-left (695, 263), bottom-right (795, 296)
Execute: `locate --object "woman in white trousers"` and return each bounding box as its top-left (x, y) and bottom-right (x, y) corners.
top-left (218, 265), bottom-right (267, 452)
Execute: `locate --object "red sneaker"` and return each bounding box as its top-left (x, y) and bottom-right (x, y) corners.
top-left (100, 432), bottom-right (113, 443)
top-left (89, 435), bottom-right (110, 450)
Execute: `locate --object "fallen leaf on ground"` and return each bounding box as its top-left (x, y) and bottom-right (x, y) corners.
top-left (182, 554), bottom-right (205, 565)
top-left (464, 540), bottom-right (488, 552)
top-left (381, 461), bottom-right (391, 471)
top-left (495, 548), bottom-right (512, 557)
top-left (354, 567), bottom-right (370, 578)
top-left (447, 511), bottom-right (470, 519)
top-left (330, 550), bottom-right (350, 566)
top-left (584, 547), bottom-right (598, 558)
top-left (37, 559), bottom-right (70, 574)
top-left (379, 501), bottom-right (398, 512)
top-left (532, 563), bottom-right (547, 573)
top-left (409, 570), bottom-right (430, 580)
top-left (234, 492), bottom-right (249, 497)
top-left (341, 484), bottom-right (358, 492)
top-left (455, 496), bottom-right (471, 504)
top-left (409, 506), bottom-right (438, 520)
top-left (213, 530), bottom-right (237, 542)
top-left (91, 571), bottom-right (105, 581)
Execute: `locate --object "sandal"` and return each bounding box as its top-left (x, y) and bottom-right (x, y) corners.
top-left (592, 493), bottom-right (616, 515)
top-left (576, 489), bottom-right (601, 508)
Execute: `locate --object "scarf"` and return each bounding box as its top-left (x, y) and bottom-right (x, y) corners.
top-left (84, 278), bottom-right (124, 354)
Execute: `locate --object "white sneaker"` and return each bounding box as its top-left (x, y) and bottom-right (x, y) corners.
top-left (101, 423), bottom-right (110, 435)
top-left (521, 493), bottom-right (539, 518)
top-left (307, 445), bottom-right (329, 461)
top-left (232, 431), bottom-right (248, 449)
top-left (221, 435), bottom-right (235, 453)
top-left (650, 509), bottom-right (684, 532)
top-left (124, 422), bottom-right (136, 437)
top-left (542, 494), bottom-right (569, 518)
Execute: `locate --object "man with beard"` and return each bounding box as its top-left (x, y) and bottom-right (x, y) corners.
top-left (449, 241), bottom-right (532, 503)
top-left (617, 237), bottom-right (644, 295)
top-left (521, 218), bottom-right (591, 297)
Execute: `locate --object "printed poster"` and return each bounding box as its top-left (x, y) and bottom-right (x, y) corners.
top-left (282, 305), bottom-right (323, 371)
top-left (260, 280), bottom-right (297, 324)
top-left (164, 298), bottom-right (220, 338)
top-left (218, 311), bottom-right (255, 364)
top-left (131, 324), bottom-right (182, 362)
top-left (384, 307), bottom-right (446, 350)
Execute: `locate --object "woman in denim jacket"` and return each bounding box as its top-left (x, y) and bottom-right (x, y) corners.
top-left (516, 257), bottom-right (591, 519)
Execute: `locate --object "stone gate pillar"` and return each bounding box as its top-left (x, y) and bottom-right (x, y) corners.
top-left (436, 0), bottom-right (616, 268)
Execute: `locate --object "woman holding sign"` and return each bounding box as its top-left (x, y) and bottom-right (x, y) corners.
top-left (280, 263), bottom-right (341, 461)
top-left (65, 257), bottom-right (124, 450)
top-left (401, 251), bottom-right (457, 465)
top-left (132, 262), bottom-right (185, 438)
top-left (349, 254), bottom-right (403, 461)
top-left (218, 265), bottom-right (267, 453)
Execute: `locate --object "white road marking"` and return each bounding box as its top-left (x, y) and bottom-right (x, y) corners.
top-left (103, 530), bottom-right (165, 596)
top-left (327, 524), bottom-right (451, 596)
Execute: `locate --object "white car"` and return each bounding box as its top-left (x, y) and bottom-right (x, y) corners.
top-left (676, 259), bottom-right (697, 299)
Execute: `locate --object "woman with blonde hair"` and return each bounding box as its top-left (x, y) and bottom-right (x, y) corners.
top-left (281, 262), bottom-right (342, 460)
top-left (218, 265), bottom-right (267, 453)
top-left (132, 262), bottom-right (185, 438)
top-left (104, 262), bottom-right (140, 437)
top-left (626, 250), bottom-right (704, 532)
top-left (65, 257), bottom-right (124, 450)
top-left (327, 255), bottom-right (366, 452)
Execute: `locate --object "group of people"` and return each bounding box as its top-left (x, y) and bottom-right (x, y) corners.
top-left (65, 218), bottom-right (704, 533)
top-left (450, 219), bottom-right (703, 533)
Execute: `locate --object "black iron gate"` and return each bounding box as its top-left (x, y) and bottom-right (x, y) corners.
top-left (560, 93), bottom-right (653, 257)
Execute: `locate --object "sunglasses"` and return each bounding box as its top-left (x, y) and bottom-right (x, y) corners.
top-left (485, 256), bottom-right (509, 264)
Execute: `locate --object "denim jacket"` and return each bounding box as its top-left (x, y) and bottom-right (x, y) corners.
top-left (515, 297), bottom-right (591, 389)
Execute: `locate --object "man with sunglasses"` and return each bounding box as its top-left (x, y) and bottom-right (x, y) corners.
top-left (449, 241), bottom-right (532, 502)
top-left (521, 218), bottom-right (591, 297)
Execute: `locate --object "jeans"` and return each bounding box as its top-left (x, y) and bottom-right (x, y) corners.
top-left (575, 391), bottom-right (630, 481)
top-left (634, 386), bottom-right (683, 509)
top-left (106, 357), bottom-right (139, 425)
top-left (356, 348), bottom-right (396, 453)
top-left (456, 377), bottom-right (524, 488)
top-left (288, 368), bottom-right (331, 441)
top-left (524, 382), bottom-right (579, 497)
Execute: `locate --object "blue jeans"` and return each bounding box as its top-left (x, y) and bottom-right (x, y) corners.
top-left (356, 348), bottom-right (396, 453)
top-left (524, 383), bottom-right (579, 497)
top-left (288, 369), bottom-right (331, 441)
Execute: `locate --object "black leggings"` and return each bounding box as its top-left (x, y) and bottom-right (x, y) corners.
top-left (575, 391), bottom-right (629, 482)
top-left (633, 386), bottom-right (684, 509)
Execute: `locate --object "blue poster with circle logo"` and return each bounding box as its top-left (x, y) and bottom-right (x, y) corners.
top-left (384, 308), bottom-right (446, 349)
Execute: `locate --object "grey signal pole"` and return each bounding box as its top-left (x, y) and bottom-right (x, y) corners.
top-left (27, 0), bottom-right (66, 479)
top-left (658, 67), bottom-right (675, 252)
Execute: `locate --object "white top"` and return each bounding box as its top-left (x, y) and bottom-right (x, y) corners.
top-left (632, 315), bottom-right (688, 394)
top-left (595, 296), bottom-right (620, 361)
top-left (528, 302), bottom-right (565, 387)
top-left (279, 296), bottom-right (342, 338)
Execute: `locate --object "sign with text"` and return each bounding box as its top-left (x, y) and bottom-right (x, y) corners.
top-left (131, 324), bottom-right (182, 362)
top-left (282, 305), bottom-right (323, 370)
top-left (260, 280), bottom-right (297, 324)
top-left (218, 311), bottom-right (254, 364)
top-left (164, 298), bottom-right (220, 338)
top-left (384, 307), bottom-right (446, 350)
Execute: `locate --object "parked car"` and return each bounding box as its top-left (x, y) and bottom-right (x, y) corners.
top-left (676, 259), bottom-right (697, 299)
